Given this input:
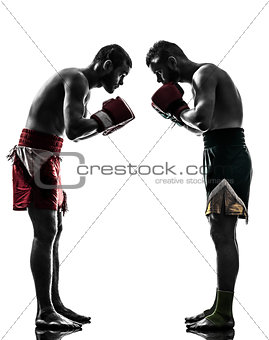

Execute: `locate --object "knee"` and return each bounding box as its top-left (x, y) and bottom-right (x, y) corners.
top-left (56, 210), bottom-right (63, 235)
top-left (55, 221), bottom-right (63, 240)
top-left (209, 216), bottom-right (234, 247)
top-left (57, 220), bottom-right (63, 234)
top-left (210, 228), bottom-right (232, 247)
top-left (33, 216), bottom-right (58, 244)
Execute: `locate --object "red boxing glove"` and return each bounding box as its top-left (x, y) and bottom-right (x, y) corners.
top-left (91, 97), bottom-right (135, 135)
top-left (151, 82), bottom-right (189, 126)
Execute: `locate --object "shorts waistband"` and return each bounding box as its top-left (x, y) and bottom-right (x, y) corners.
top-left (18, 128), bottom-right (63, 153)
top-left (203, 128), bottom-right (246, 148)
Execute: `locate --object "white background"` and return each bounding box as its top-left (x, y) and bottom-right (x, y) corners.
top-left (1, 0), bottom-right (269, 339)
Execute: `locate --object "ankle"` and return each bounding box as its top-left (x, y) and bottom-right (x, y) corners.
top-left (37, 305), bottom-right (55, 315)
top-left (53, 300), bottom-right (65, 309)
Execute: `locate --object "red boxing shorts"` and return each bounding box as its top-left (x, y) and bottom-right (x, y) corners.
top-left (8, 128), bottom-right (68, 214)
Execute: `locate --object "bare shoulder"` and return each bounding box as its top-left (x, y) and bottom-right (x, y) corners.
top-left (193, 64), bottom-right (220, 84)
top-left (60, 68), bottom-right (88, 90)
top-left (192, 63), bottom-right (220, 89)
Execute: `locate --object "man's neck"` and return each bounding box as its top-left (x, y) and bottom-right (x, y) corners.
top-left (80, 64), bottom-right (101, 89)
top-left (180, 61), bottom-right (203, 84)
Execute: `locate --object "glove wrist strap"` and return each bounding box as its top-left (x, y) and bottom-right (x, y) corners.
top-left (91, 110), bottom-right (114, 132)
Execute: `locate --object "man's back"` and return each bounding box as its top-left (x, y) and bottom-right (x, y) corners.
top-left (25, 68), bottom-right (89, 137)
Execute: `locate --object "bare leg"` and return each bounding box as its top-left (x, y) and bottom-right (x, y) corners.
top-left (28, 205), bottom-right (81, 330)
top-left (187, 211), bottom-right (238, 330)
top-left (210, 213), bottom-right (239, 292)
top-left (51, 209), bottom-right (91, 324)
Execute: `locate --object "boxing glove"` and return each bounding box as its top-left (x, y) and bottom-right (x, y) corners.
top-left (151, 82), bottom-right (189, 126)
top-left (91, 97), bottom-right (135, 135)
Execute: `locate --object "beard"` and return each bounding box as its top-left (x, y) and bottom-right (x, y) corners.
top-left (104, 85), bottom-right (114, 94)
top-left (102, 74), bottom-right (116, 94)
top-left (167, 69), bottom-right (181, 83)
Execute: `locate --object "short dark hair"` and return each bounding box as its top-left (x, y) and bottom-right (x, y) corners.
top-left (93, 44), bottom-right (132, 68)
top-left (146, 40), bottom-right (187, 66)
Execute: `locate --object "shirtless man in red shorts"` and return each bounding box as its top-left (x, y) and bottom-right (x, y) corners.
top-left (8, 44), bottom-right (134, 330)
top-left (146, 41), bottom-right (252, 331)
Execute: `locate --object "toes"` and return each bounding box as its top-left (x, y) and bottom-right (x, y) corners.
top-left (65, 314), bottom-right (91, 324)
top-left (186, 316), bottom-right (235, 331)
top-left (186, 316), bottom-right (236, 331)
top-left (72, 322), bottom-right (83, 330)
top-left (185, 312), bottom-right (206, 324)
top-left (77, 316), bottom-right (91, 324)
top-left (186, 318), bottom-right (213, 331)
top-left (48, 321), bottom-right (71, 331)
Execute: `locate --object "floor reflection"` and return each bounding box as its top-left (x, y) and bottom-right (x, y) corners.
top-left (186, 328), bottom-right (235, 340)
top-left (35, 328), bottom-right (82, 340)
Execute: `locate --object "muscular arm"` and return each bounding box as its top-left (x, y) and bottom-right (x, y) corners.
top-left (63, 73), bottom-right (99, 141)
top-left (180, 65), bottom-right (217, 132)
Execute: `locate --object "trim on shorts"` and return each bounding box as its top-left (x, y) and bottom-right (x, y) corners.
top-left (205, 179), bottom-right (248, 223)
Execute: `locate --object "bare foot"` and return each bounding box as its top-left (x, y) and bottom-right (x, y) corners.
top-left (185, 309), bottom-right (213, 324)
top-left (186, 314), bottom-right (234, 331)
top-left (35, 307), bottom-right (82, 330)
top-left (54, 304), bottom-right (91, 324)
top-left (186, 290), bottom-right (218, 324)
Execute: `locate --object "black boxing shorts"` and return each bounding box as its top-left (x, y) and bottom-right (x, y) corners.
top-left (203, 128), bottom-right (252, 223)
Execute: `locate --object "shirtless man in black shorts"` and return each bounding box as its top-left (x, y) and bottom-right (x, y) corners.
top-left (9, 44), bottom-right (134, 330)
top-left (146, 40), bottom-right (252, 330)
